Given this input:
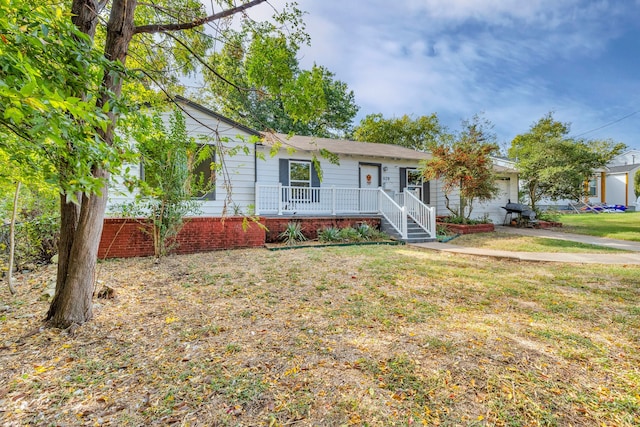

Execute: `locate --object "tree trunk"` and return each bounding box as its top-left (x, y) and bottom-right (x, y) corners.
top-left (47, 0), bottom-right (135, 328)
top-left (47, 179), bottom-right (107, 327)
top-left (7, 181), bottom-right (20, 295)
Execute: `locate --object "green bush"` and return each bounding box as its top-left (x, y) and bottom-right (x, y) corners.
top-left (438, 215), bottom-right (491, 225)
top-left (0, 187), bottom-right (59, 269)
top-left (337, 227), bottom-right (361, 242)
top-left (317, 227), bottom-right (340, 242)
top-left (279, 222), bottom-right (307, 246)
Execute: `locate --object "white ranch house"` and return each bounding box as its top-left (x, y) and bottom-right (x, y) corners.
top-left (108, 98), bottom-right (519, 242)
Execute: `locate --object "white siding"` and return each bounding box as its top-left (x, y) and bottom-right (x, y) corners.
top-left (256, 145), bottom-right (430, 195)
top-left (605, 173), bottom-right (628, 206)
top-left (107, 103), bottom-right (258, 217)
top-left (430, 175), bottom-right (518, 224)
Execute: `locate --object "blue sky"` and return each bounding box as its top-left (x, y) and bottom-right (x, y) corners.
top-left (248, 0), bottom-right (640, 151)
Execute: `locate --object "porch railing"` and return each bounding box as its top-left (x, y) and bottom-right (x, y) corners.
top-left (378, 189), bottom-right (407, 239)
top-left (255, 184), bottom-right (380, 216)
top-left (255, 184), bottom-right (434, 240)
top-left (405, 190), bottom-right (436, 238)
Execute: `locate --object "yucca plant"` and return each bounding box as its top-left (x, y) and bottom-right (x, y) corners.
top-left (318, 227), bottom-right (340, 242)
top-left (279, 222), bottom-right (307, 246)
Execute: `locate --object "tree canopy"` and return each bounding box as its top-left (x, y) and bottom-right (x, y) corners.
top-left (509, 113), bottom-right (626, 210)
top-left (203, 18), bottom-right (358, 138)
top-left (422, 115), bottom-right (500, 221)
top-left (352, 113), bottom-right (447, 151)
top-left (1, 0), bottom-right (311, 328)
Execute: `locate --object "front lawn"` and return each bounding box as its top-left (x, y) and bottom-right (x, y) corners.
top-left (558, 211), bottom-right (640, 241)
top-left (1, 246), bottom-right (639, 426)
top-left (451, 232), bottom-right (630, 253)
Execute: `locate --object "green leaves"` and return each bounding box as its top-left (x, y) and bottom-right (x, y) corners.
top-left (510, 113), bottom-right (626, 209)
top-left (422, 115), bottom-right (499, 221)
top-left (353, 113), bottom-right (446, 151)
top-left (203, 9), bottom-right (357, 138)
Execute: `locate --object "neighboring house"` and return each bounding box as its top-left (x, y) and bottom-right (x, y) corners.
top-left (603, 150), bottom-right (640, 209)
top-left (534, 149), bottom-right (640, 211)
top-left (106, 97), bottom-right (518, 252)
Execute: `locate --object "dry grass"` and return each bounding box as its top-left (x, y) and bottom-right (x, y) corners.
top-left (451, 232), bottom-right (629, 253)
top-left (1, 246), bottom-right (639, 426)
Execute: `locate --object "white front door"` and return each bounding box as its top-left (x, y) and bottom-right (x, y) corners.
top-left (360, 164), bottom-right (380, 212)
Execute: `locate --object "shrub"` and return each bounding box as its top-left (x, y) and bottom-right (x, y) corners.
top-left (337, 227), bottom-right (361, 242)
top-left (317, 227), bottom-right (340, 242)
top-left (438, 215), bottom-right (491, 225)
top-left (279, 222), bottom-right (307, 246)
top-left (0, 188), bottom-right (59, 269)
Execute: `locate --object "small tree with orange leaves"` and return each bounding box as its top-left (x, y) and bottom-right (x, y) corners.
top-left (422, 115), bottom-right (500, 223)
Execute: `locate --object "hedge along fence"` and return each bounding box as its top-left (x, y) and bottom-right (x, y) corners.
top-left (98, 216), bottom-right (382, 258)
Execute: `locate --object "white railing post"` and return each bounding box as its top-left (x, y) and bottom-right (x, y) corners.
top-left (277, 183), bottom-right (283, 215)
top-left (401, 206), bottom-right (408, 239)
top-left (255, 183), bottom-right (260, 215)
top-left (332, 186), bottom-right (336, 215)
top-left (430, 206), bottom-right (437, 238)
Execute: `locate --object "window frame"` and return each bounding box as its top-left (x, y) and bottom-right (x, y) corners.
top-left (190, 144), bottom-right (216, 200)
top-left (289, 160), bottom-right (312, 188)
top-left (588, 177), bottom-right (598, 197)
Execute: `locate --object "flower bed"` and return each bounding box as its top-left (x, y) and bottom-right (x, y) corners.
top-left (437, 221), bottom-right (495, 235)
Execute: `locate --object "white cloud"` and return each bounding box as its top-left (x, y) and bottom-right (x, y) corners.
top-left (237, 0), bottom-right (640, 148)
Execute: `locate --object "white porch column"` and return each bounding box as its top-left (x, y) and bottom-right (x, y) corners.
top-left (401, 206), bottom-right (408, 239)
top-left (277, 183), bottom-right (283, 215)
top-left (331, 186), bottom-right (336, 215)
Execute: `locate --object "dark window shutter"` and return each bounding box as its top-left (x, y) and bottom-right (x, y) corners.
top-left (279, 159), bottom-right (289, 202)
top-left (311, 163), bottom-right (320, 187)
top-left (399, 168), bottom-right (407, 192)
top-left (279, 159), bottom-right (289, 185)
top-left (311, 162), bottom-right (320, 202)
top-left (423, 180), bottom-right (430, 204)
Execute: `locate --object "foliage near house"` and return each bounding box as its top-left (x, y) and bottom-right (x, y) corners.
top-left (203, 16), bottom-right (358, 138)
top-left (118, 109), bottom-right (211, 258)
top-left (422, 115), bottom-right (500, 222)
top-left (634, 169), bottom-right (640, 198)
top-left (0, 0), bottom-right (316, 328)
top-left (510, 113), bottom-right (626, 211)
top-left (352, 113), bottom-right (446, 151)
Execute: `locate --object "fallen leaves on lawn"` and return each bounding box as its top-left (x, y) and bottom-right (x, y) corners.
top-left (0, 246), bottom-right (639, 426)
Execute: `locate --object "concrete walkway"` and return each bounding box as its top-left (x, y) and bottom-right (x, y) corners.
top-left (412, 226), bottom-right (640, 265)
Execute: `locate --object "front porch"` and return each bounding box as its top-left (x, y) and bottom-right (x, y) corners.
top-left (255, 184), bottom-right (437, 242)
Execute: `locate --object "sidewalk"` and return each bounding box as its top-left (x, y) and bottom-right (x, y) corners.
top-left (412, 226), bottom-right (640, 265)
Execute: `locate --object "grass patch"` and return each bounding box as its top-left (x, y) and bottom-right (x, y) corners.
top-left (558, 211), bottom-right (640, 241)
top-left (452, 232), bottom-right (630, 253)
top-left (2, 247), bottom-right (639, 426)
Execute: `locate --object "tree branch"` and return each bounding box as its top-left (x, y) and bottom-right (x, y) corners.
top-left (133, 0), bottom-right (267, 35)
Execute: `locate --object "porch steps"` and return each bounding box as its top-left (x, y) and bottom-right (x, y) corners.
top-left (380, 217), bottom-right (435, 243)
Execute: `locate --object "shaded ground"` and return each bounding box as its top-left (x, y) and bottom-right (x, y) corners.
top-left (1, 246), bottom-right (639, 426)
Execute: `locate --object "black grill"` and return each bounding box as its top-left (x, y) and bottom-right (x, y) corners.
top-left (502, 200), bottom-right (536, 225)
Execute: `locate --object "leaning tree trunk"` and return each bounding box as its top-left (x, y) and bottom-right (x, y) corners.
top-left (46, 0), bottom-right (136, 328)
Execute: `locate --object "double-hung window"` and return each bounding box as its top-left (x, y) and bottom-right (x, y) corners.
top-left (588, 178), bottom-right (597, 197)
top-left (289, 161), bottom-right (311, 188)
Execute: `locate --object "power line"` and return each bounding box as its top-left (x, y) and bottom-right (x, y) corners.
top-left (570, 111), bottom-right (639, 138)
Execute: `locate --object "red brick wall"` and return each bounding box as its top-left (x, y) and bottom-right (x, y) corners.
top-left (98, 217), bottom-right (266, 259)
top-left (98, 216), bottom-right (381, 258)
top-left (262, 217), bottom-right (381, 243)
